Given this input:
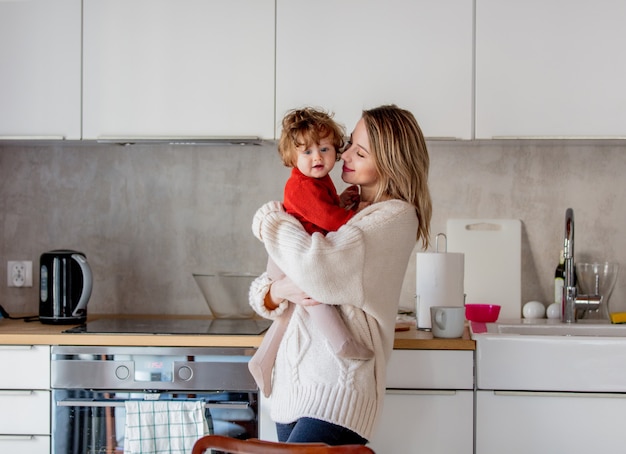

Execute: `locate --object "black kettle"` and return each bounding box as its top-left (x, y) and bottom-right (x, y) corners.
top-left (39, 250), bottom-right (93, 325)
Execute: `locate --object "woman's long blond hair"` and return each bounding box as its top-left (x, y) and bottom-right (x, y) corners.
top-left (361, 105), bottom-right (432, 248)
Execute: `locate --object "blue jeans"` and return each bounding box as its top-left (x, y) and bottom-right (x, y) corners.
top-left (276, 417), bottom-right (368, 445)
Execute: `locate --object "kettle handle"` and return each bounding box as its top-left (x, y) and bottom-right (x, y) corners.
top-left (71, 254), bottom-right (93, 317)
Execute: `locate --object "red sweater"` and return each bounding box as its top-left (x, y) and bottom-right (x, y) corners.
top-left (283, 168), bottom-right (355, 235)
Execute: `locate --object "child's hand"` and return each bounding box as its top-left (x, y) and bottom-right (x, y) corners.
top-left (270, 275), bottom-right (318, 307)
top-left (339, 185), bottom-right (360, 210)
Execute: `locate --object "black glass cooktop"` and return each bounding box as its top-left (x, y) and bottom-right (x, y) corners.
top-left (64, 318), bottom-right (271, 335)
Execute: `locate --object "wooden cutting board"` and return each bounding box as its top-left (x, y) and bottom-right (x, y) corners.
top-left (446, 219), bottom-right (522, 319)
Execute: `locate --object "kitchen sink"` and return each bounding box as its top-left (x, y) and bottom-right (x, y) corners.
top-left (471, 318), bottom-right (626, 392)
top-left (485, 319), bottom-right (626, 337)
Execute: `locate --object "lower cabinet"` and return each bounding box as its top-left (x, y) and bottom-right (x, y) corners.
top-left (476, 390), bottom-right (626, 454)
top-left (371, 389), bottom-right (473, 453)
top-left (0, 435), bottom-right (50, 454)
top-left (0, 345), bottom-right (51, 454)
top-left (368, 350), bottom-right (474, 453)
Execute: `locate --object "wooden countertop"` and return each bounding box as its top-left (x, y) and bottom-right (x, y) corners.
top-left (0, 315), bottom-right (475, 350)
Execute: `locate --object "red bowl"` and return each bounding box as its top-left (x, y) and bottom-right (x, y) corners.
top-left (465, 304), bottom-right (501, 323)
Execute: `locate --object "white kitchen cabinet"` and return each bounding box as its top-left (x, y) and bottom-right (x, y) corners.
top-left (0, 0), bottom-right (81, 140)
top-left (0, 345), bottom-right (51, 454)
top-left (83, 0), bottom-right (275, 140)
top-left (476, 0), bottom-right (626, 139)
top-left (368, 350), bottom-right (474, 453)
top-left (276, 0), bottom-right (473, 140)
top-left (476, 390), bottom-right (626, 454)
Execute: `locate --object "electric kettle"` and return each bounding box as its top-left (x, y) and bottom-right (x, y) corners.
top-left (39, 250), bottom-right (93, 324)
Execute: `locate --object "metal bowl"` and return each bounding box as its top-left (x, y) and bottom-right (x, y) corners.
top-left (193, 272), bottom-right (259, 319)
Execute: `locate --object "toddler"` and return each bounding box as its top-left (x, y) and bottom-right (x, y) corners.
top-left (248, 107), bottom-right (373, 397)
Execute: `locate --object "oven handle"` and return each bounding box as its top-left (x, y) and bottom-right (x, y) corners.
top-left (56, 400), bottom-right (250, 409)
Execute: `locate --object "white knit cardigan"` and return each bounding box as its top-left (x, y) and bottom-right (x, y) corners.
top-left (249, 200), bottom-right (418, 440)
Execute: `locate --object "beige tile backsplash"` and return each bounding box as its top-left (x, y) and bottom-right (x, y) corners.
top-left (1, 139), bottom-right (624, 317)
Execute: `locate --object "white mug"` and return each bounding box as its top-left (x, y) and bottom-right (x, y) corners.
top-left (430, 306), bottom-right (465, 338)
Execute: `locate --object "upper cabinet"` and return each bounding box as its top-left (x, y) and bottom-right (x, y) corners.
top-left (82, 0), bottom-right (275, 140)
top-left (476, 0), bottom-right (626, 139)
top-left (5, 1), bottom-right (626, 142)
top-left (275, 0), bottom-right (474, 140)
top-left (0, 0), bottom-right (81, 140)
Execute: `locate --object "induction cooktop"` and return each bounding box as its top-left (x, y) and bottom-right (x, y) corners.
top-left (63, 318), bottom-right (271, 335)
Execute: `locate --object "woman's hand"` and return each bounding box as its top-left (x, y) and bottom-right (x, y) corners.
top-left (270, 275), bottom-right (320, 307)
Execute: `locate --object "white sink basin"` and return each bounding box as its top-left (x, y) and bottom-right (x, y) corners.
top-left (471, 319), bottom-right (626, 392)
top-left (486, 320), bottom-right (626, 337)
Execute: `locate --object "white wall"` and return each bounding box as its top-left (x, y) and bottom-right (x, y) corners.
top-left (1, 139), bottom-right (624, 317)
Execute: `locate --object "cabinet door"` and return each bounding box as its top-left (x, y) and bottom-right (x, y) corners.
top-left (83, 0), bottom-right (275, 140)
top-left (0, 345), bottom-right (50, 389)
top-left (0, 0), bottom-right (81, 140)
top-left (368, 390), bottom-right (473, 453)
top-left (0, 390), bottom-right (50, 435)
top-left (476, 0), bottom-right (626, 139)
top-left (476, 390), bottom-right (626, 454)
top-left (0, 435), bottom-right (50, 454)
top-left (276, 0), bottom-right (473, 140)
top-left (386, 349), bottom-right (474, 389)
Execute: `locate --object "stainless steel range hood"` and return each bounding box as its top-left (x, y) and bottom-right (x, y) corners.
top-left (96, 136), bottom-right (265, 146)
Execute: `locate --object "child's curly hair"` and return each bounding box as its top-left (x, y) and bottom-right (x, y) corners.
top-left (277, 107), bottom-right (346, 167)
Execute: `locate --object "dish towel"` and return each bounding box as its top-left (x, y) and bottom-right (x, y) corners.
top-left (124, 401), bottom-right (210, 454)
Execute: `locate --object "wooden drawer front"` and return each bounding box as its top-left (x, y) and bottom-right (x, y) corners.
top-left (0, 435), bottom-right (50, 454)
top-left (386, 350), bottom-right (474, 389)
top-left (0, 345), bottom-right (50, 389)
top-left (0, 390), bottom-right (50, 435)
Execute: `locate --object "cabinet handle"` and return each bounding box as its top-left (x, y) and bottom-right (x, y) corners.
top-left (0, 135), bottom-right (65, 140)
top-left (0, 435), bottom-right (35, 441)
top-left (386, 389), bottom-right (456, 396)
top-left (0, 345), bottom-right (34, 351)
top-left (0, 390), bottom-right (34, 396)
top-left (494, 390), bottom-right (626, 399)
top-left (96, 136), bottom-right (263, 146)
top-left (489, 135), bottom-right (626, 140)
top-left (56, 399), bottom-right (250, 409)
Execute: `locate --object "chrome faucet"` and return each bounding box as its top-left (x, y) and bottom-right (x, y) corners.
top-left (562, 208), bottom-right (602, 323)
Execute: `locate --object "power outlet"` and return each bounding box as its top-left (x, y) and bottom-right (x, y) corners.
top-left (7, 261), bottom-right (33, 288)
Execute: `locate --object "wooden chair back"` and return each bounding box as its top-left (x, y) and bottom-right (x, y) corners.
top-left (192, 435), bottom-right (375, 454)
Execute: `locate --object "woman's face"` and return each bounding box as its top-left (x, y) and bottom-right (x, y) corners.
top-left (341, 118), bottom-right (379, 196)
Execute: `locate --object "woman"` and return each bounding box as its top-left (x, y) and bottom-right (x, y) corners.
top-left (249, 104), bottom-right (432, 445)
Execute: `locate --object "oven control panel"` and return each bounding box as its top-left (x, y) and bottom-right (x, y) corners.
top-left (51, 346), bottom-right (258, 391)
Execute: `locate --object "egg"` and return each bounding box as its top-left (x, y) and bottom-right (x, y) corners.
top-left (523, 301), bottom-right (546, 319)
top-left (546, 302), bottom-right (561, 319)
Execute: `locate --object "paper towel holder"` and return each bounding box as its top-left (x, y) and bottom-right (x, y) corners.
top-left (415, 232), bottom-right (465, 331)
top-left (436, 232), bottom-right (447, 253)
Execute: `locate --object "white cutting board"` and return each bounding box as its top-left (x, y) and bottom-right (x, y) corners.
top-left (446, 219), bottom-right (522, 319)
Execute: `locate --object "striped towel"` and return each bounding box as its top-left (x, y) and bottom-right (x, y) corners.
top-left (124, 401), bottom-right (210, 454)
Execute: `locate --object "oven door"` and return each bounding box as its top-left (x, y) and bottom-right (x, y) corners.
top-left (52, 389), bottom-right (259, 454)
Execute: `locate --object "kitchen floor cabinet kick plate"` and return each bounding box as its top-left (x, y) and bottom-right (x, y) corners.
top-left (446, 219), bottom-right (522, 319)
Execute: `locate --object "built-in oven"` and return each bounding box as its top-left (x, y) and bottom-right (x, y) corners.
top-left (51, 345), bottom-right (261, 454)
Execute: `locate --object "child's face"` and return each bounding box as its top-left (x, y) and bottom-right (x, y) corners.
top-left (294, 136), bottom-right (337, 179)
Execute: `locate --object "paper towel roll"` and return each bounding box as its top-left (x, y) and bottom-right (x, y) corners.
top-left (416, 252), bottom-right (465, 329)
